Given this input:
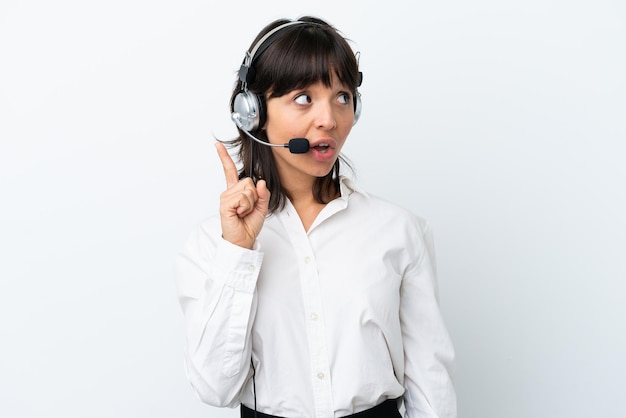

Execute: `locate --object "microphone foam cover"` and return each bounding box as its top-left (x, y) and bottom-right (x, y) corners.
top-left (288, 138), bottom-right (310, 154)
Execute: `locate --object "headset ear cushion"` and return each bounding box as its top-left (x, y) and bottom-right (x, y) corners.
top-left (353, 91), bottom-right (362, 126)
top-left (233, 90), bottom-right (264, 131)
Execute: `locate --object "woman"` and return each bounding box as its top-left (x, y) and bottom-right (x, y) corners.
top-left (175, 16), bottom-right (456, 418)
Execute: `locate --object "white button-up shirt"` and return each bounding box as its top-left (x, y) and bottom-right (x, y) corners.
top-left (175, 177), bottom-right (456, 418)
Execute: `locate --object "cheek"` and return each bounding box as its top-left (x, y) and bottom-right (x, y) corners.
top-left (338, 119), bottom-right (354, 140)
top-left (338, 108), bottom-right (356, 130)
top-left (264, 116), bottom-right (291, 142)
top-left (265, 105), bottom-right (298, 132)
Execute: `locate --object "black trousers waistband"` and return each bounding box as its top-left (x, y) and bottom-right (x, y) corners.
top-left (241, 399), bottom-right (400, 418)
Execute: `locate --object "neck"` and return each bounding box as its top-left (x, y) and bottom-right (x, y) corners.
top-left (283, 176), bottom-right (339, 203)
top-left (282, 176), bottom-right (340, 232)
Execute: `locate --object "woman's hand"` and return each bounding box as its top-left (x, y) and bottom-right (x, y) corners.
top-left (215, 142), bottom-right (270, 249)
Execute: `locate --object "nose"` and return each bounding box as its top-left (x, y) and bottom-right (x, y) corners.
top-left (314, 101), bottom-right (337, 130)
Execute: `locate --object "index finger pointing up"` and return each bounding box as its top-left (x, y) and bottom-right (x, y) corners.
top-left (215, 142), bottom-right (239, 188)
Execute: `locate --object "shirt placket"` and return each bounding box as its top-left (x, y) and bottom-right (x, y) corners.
top-left (279, 206), bottom-right (335, 418)
top-left (299, 249), bottom-right (333, 418)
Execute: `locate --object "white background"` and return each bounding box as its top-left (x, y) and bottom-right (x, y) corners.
top-left (1, 1), bottom-right (624, 417)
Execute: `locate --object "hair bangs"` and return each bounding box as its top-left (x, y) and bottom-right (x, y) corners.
top-left (256, 24), bottom-right (360, 98)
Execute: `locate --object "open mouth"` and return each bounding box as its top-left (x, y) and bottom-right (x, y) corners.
top-left (313, 143), bottom-right (331, 153)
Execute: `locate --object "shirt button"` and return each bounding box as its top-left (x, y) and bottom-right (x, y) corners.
top-left (317, 372), bottom-right (325, 380)
top-left (247, 265), bottom-right (255, 272)
top-left (304, 256), bottom-right (312, 264)
top-left (310, 313), bottom-right (318, 321)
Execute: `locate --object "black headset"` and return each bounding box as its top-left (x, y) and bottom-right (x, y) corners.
top-left (231, 20), bottom-right (362, 132)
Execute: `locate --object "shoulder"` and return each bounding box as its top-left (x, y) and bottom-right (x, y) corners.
top-left (178, 214), bottom-right (222, 255)
top-left (341, 177), bottom-right (431, 235)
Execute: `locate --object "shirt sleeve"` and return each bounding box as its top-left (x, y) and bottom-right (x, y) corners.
top-left (174, 219), bottom-right (263, 407)
top-left (400, 221), bottom-right (457, 418)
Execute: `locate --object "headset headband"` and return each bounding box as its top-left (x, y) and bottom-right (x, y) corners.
top-left (239, 21), bottom-right (306, 86)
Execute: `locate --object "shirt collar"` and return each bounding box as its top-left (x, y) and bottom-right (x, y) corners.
top-left (338, 176), bottom-right (368, 200)
top-left (269, 176), bottom-right (367, 228)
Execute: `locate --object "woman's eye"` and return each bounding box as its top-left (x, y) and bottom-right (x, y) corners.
top-left (338, 93), bottom-right (350, 105)
top-left (294, 94), bottom-right (311, 105)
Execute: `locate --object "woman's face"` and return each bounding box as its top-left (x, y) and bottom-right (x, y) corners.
top-left (264, 74), bottom-right (356, 189)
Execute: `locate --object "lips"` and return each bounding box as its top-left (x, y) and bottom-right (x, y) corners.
top-left (312, 142), bottom-right (331, 153)
top-left (309, 139), bottom-right (337, 161)
top-left (309, 138), bottom-right (337, 149)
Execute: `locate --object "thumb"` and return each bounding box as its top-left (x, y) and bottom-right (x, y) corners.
top-left (255, 179), bottom-right (271, 213)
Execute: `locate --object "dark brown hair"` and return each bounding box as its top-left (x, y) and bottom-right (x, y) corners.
top-left (227, 16), bottom-right (361, 213)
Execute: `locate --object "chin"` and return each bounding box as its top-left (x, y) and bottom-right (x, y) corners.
top-left (311, 165), bottom-right (337, 179)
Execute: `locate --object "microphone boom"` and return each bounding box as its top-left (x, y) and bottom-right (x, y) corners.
top-left (238, 122), bottom-right (310, 154)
